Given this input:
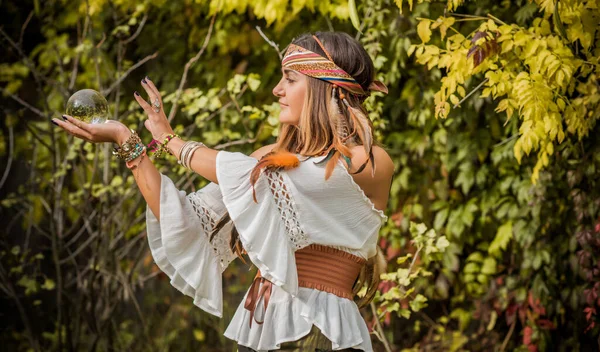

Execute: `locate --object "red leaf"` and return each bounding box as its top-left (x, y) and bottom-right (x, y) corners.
top-left (466, 31), bottom-right (498, 68)
top-left (523, 326), bottom-right (533, 345)
top-left (584, 307), bottom-right (596, 321)
top-left (537, 319), bottom-right (555, 330)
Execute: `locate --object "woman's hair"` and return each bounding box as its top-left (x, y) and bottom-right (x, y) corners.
top-left (210, 31), bottom-right (385, 307)
top-left (274, 31), bottom-right (382, 160)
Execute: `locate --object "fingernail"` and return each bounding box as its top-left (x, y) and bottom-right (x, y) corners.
top-left (145, 76), bottom-right (150, 81)
top-left (62, 115), bottom-right (68, 120)
top-left (134, 91), bottom-right (140, 96)
top-left (141, 78), bottom-right (147, 84)
top-left (51, 120), bottom-right (58, 126)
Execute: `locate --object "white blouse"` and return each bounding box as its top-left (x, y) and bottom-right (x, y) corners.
top-left (146, 150), bottom-right (387, 351)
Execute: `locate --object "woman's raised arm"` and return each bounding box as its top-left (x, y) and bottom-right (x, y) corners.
top-left (52, 76), bottom-right (221, 221)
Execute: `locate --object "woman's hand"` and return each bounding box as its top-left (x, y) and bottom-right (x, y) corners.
top-left (134, 76), bottom-right (174, 141)
top-left (52, 117), bottom-right (132, 145)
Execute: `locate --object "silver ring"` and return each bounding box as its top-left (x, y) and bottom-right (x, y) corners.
top-left (152, 98), bottom-right (160, 109)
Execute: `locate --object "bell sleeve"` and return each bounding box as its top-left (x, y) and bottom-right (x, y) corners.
top-left (216, 151), bottom-right (310, 296)
top-left (146, 175), bottom-right (237, 317)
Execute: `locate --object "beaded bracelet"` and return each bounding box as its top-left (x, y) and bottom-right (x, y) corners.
top-left (125, 143), bottom-right (146, 162)
top-left (149, 133), bottom-right (179, 158)
top-left (113, 129), bottom-right (142, 160)
top-left (126, 148), bottom-right (147, 170)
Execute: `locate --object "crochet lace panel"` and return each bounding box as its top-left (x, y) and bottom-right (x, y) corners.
top-left (264, 170), bottom-right (310, 250)
top-left (186, 192), bottom-right (234, 272)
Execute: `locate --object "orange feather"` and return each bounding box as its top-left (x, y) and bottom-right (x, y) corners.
top-left (324, 150), bottom-right (342, 180)
top-left (250, 151), bottom-right (300, 203)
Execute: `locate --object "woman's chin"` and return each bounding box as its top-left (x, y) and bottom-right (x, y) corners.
top-left (278, 114), bottom-right (299, 125)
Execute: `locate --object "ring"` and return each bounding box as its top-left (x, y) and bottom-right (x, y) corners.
top-left (152, 98), bottom-right (161, 113)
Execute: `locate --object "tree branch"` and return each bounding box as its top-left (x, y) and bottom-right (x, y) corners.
top-left (19, 11), bottom-right (34, 47)
top-left (453, 78), bottom-right (489, 108)
top-left (123, 13), bottom-right (148, 45)
top-left (370, 301), bottom-right (393, 352)
top-left (101, 51), bottom-right (159, 96)
top-left (255, 26), bottom-right (283, 60)
top-left (168, 15), bottom-right (216, 122)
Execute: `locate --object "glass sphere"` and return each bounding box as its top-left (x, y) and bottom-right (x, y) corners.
top-left (66, 89), bottom-right (109, 124)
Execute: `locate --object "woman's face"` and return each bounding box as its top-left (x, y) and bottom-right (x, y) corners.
top-left (272, 68), bottom-right (307, 125)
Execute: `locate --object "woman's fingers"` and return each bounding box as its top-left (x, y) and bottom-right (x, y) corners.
top-left (143, 77), bottom-right (162, 105)
top-left (52, 117), bottom-right (93, 141)
top-left (63, 115), bottom-right (91, 132)
top-left (140, 80), bottom-right (162, 115)
top-left (133, 91), bottom-right (153, 115)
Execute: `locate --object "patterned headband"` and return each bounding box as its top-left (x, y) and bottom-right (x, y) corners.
top-left (282, 36), bottom-right (388, 97)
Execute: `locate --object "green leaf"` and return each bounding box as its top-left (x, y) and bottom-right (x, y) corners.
top-left (434, 207), bottom-right (449, 230)
top-left (42, 278), bottom-right (56, 290)
top-left (436, 236), bottom-right (450, 251)
top-left (398, 308), bottom-right (411, 319)
top-left (409, 294), bottom-right (428, 312)
top-left (247, 74), bottom-right (261, 91)
top-left (348, 0), bottom-right (363, 34)
top-left (480, 257), bottom-right (497, 275)
top-left (488, 221), bottom-right (513, 257)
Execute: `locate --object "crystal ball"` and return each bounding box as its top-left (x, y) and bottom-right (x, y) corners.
top-left (65, 89), bottom-right (109, 124)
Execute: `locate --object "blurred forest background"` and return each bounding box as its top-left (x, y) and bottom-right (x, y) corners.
top-left (1, 0), bottom-right (599, 351)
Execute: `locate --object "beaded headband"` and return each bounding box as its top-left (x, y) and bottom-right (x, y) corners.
top-left (282, 35), bottom-right (388, 97)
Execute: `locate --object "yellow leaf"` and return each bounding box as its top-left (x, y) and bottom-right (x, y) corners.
top-left (394, 0), bottom-right (403, 14)
top-left (417, 20), bottom-right (432, 43)
top-left (193, 329), bottom-right (205, 341)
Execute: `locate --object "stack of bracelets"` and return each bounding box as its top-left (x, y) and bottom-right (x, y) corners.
top-left (114, 130), bottom-right (206, 171)
top-left (112, 130), bottom-right (147, 170)
top-left (148, 133), bottom-right (179, 159)
top-left (178, 141), bottom-right (206, 170)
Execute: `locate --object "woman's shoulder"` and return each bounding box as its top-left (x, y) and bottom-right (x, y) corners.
top-left (250, 143), bottom-right (278, 160)
top-left (346, 145), bottom-right (394, 210)
top-left (347, 145), bottom-right (394, 175)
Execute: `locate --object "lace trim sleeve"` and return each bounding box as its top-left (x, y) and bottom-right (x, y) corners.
top-left (186, 189), bottom-right (236, 272)
top-left (264, 170), bottom-right (310, 250)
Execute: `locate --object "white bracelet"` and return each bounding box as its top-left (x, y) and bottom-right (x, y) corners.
top-left (177, 141), bottom-right (206, 170)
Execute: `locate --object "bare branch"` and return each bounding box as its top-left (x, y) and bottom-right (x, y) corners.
top-left (102, 51), bottom-right (159, 96)
top-left (370, 302), bottom-right (393, 352)
top-left (255, 26), bottom-right (283, 60)
top-left (453, 78), bottom-right (489, 108)
top-left (19, 11), bottom-right (34, 47)
top-left (69, 16), bottom-right (90, 91)
top-left (23, 123), bottom-right (55, 153)
top-left (168, 15), bottom-right (217, 122)
top-left (123, 13), bottom-right (148, 45)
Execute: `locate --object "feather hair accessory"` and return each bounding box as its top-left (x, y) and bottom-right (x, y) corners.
top-left (249, 151), bottom-right (300, 203)
top-left (329, 87), bottom-right (349, 140)
top-left (341, 94), bottom-right (376, 178)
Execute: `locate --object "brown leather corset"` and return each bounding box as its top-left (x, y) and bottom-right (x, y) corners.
top-left (244, 244), bottom-right (366, 327)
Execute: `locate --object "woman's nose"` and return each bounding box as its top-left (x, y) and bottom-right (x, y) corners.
top-left (272, 79), bottom-right (284, 97)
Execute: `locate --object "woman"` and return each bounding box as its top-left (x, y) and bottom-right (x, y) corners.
top-left (53, 31), bottom-right (394, 352)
